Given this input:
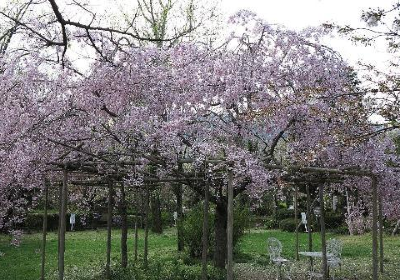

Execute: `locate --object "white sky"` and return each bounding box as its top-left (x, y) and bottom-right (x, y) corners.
top-left (220, 0), bottom-right (395, 67)
top-left (3, 0), bottom-right (393, 73)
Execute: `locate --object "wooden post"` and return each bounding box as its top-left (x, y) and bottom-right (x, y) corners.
top-left (175, 162), bottom-right (184, 252)
top-left (226, 163), bottom-right (234, 280)
top-left (41, 179), bottom-right (49, 280)
top-left (392, 219), bottom-right (400, 236)
top-left (306, 184), bottom-right (313, 269)
top-left (378, 191), bottom-right (384, 274)
top-left (140, 190), bottom-right (144, 229)
top-left (319, 184), bottom-right (328, 280)
top-left (57, 182), bottom-right (62, 253)
top-left (120, 183), bottom-right (128, 268)
top-left (144, 187), bottom-right (150, 268)
top-left (273, 190), bottom-right (278, 224)
top-left (58, 169), bottom-right (68, 280)
top-left (202, 174), bottom-right (210, 280)
top-left (372, 176), bottom-right (379, 280)
top-left (134, 188), bottom-right (139, 262)
top-left (294, 184), bottom-right (299, 261)
top-left (106, 179), bottom-right (113, 279)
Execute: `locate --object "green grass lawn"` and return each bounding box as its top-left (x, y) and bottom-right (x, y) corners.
top-left (0, 229), bottom-right (178, 280)
top-left (1, 228), bottom-right (400, 280)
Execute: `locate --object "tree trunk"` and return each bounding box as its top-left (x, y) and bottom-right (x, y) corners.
top-left (214, 200), bottom-right (227, 269)
top-left (151, 191), bottom-right (163, 234)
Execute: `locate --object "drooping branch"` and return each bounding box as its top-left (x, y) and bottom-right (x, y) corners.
top-left (266, 118), bottom-right (295, 162)
top-left (0, 10), bottom-right (64, 48)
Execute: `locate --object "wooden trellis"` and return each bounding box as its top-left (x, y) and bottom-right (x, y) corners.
top-left (39, 159), bottom-right (382, 280)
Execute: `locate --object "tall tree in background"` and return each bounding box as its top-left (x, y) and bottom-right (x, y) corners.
top-left (0, 0), bottom-right (220, 69)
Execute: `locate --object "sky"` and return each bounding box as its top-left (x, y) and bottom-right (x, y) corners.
top-left (221, 0), bottom-right (392, 29)
top-left (2, 0), bottom-right (394, 71)
top-left (220, 0), bottom-right (395, 68)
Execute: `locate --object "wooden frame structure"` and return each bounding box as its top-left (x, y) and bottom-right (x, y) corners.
top-left (292, 179), bottom-right (385, 280)
top-left (39, 158), bottom-right (382, 280)
top-left (260, 164), bottom-right (381, 280)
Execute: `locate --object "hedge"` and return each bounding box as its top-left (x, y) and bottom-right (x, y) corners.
top-left (22, 212), bottom-right (146, 232)
top-left (279, 218), bottom-right (297, 232)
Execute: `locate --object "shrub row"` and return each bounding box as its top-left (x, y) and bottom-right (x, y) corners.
top-left (274, 211), bottom-right (346, 233)
top-left (22, 212), bottom-right (148, 232)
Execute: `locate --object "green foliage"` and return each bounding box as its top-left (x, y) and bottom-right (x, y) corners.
top-left (182, 203), bottom-right (249, 258)
top-left (108, 261), bottom-right (225, 280)
top-left (233, 206), bottom-right (250, 241)
top-left (331, 225), bottom-right (349, 235)
top-left (279, 218), bottom-right (297, 232)
top-left (251, 193), bottom-right (275, 216)
top-left (126, 214), bottom-right (138, 228)
top-left (249, 216), bottom-right (278, 229)
top-left (310, 212), bottom-right (346, 232)
top-left (324, 212), bottom-right (345, 229)
top-left (46, 260), bottom-right (225, 280)
top-left (24, 213), bottom-right (45, 230)
top-left (161, 211), bottom-right (174, 227)
top-left (275, 208), bottom-right (294, 220)
top-left (264, 218), bottom-right (278, 229)
top-left (146, 211), bottom-right (175, 233)
top-left (24, 213), bottom-right (61, 232)
top-left (182, 203), bottom-right (214, 258)
top-left (23, 212), bottom-right (95, 232)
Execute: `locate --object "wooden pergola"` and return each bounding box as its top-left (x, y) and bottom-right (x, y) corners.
top-left (261, 164), bottom-right (382, 280)
top-left (39, 158), bottom-right (382, 280)
top-left (41, 158), bottom-right (222, 280)
top-left (286, 172), bottom-right (384, 280)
